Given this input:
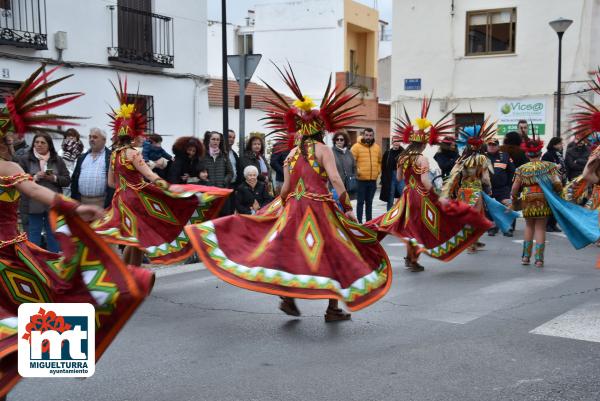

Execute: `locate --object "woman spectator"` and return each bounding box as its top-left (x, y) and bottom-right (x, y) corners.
top-left (235, 165), bottom-right (273, 214)
top-left (240, 133), bottom-right (271, 188)
top-left (168, 136), bottom-right (204, 184)
top-left (61, 128), bottom-right (84, 175)
top-left (500, 131), bottom-right (529, 168)
top-left (202, 131), bottom-right (232, 188)
top-left (331, 132), bottom-right (356, 196)
top-left (17, 132), bottom-right (70, 252)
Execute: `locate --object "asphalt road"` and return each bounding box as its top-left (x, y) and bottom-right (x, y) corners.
top-left (10, 208), bottom-right (600, 401)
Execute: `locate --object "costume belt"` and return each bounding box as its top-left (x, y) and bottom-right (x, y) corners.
top-left (0, 232), bottom-right (27, 249)
top-left (286, 191), bottom-right (333, 203)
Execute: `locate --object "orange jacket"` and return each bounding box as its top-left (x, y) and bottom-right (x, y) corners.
top-left (351, 141), bottom-right (382, 181)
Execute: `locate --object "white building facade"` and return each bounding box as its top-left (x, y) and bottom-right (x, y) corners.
top-left (392, 0), bottom-right (600, 140)
top-left (0, 0), bottom-right (210, 152)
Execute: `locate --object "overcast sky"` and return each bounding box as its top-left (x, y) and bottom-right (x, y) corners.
top-left (208, 0), bottom-right (392, 25)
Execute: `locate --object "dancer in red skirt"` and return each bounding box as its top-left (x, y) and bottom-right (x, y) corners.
top-left (91, 77), bottom-right (231, 266)
top-left (367, 98), bottom-right (492, 271)
top-left (0, 65), bottom-right (154, 398)
top-left (185, 65), bottom-right (392, 321)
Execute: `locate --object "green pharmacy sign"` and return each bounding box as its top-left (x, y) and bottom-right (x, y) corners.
top-left (497, 99), bottom-right (546, 135)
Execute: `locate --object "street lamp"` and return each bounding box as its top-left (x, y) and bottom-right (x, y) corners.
top-left (549, 17), bottom-right (573, 138)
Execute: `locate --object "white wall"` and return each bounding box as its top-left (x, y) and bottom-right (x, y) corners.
top-left (207, 22), bottom-right (239, 79)
top-left (391, 0), bottom-right (598, 138)
top-left (0, 0), bottom-right (210, 153)
top-left (252, 0), bottom-right (345, 100)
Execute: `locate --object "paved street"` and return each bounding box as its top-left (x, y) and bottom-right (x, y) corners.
top-left (11, 199), bottom-right (600, 401)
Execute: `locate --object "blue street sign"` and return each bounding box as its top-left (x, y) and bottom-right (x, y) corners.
top-left (404, 78), bottom-right (421, 91)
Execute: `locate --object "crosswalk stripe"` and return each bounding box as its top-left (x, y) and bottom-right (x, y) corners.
top-left (415, 275), bottom-right (572, 324)
top-left (530, 302), bottom-right (600, 343)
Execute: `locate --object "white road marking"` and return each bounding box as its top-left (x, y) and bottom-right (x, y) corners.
top-left (417, 275), bottom-right (572, 324)
top-left (152, 263), bottom-right (206, 278)
top-left (530, 302), bottom-right (600, 343)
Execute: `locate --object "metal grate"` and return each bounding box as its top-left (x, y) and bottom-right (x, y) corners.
top-left (0, 0), bottom-right (47, 50)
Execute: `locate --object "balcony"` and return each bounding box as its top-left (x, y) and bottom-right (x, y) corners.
top-left (345, 72), bottom-right (375, 93)
top-left (0, 0), bottom-right (47, 50)
top-left (107, 4), bottom-right (174, 68)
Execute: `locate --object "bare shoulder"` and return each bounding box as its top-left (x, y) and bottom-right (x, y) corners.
top-left (0, 160), bottom-right (25, 176)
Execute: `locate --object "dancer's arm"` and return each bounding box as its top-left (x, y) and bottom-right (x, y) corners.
top-left (128, 148), bottom-right (163, 185)
top-left (3, 161), bottom-right (104, 221)
top-left (510, 176), bottom-right (522, 208)
top-left (417, 156), bottom-right (432, 191)
top-left (280, 148), bottom-right (295, 202)
top-left (583, 151), bottom-right (600, 184)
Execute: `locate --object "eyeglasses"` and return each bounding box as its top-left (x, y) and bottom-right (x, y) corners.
top-left (334, 138), bottom-right (345, 142)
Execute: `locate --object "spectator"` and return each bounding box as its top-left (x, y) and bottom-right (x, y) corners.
top-left (565, 140), bottom-right (590, 181)
top-left (60, 128), bottom-right (84, 175)
top-left (240, 133), bottom-right (271, 188)
top-left (434, 137), bottom-right (459, 179)
top-left (168, 136), bottom-right (204, 184)
top-left (13, 136), bottom-right (28, 159)
top-left (227, 129), bottom-right (241, 187)
top-left (331, 132), bottom-right (356, 197)
top-left (17, 132), bottom-right (70, 252)
top-left (380, 135), bottom-right (404, 210)
top-left (71, 128), bottom-right (114, 208)
top-left (202, 131), bottom-right (232, 188)
top-left (351, 128), bottom-right (382, 223)
top-left (270, 149), bottom-right (290, 196)
top-left (235, 165), bottom-right (273, 215)
top-left (198, 167), bottom-right (209, 185)
top-left (485, 137), bottom-right (515, 236)
top-left (517, 119), bottom-right (530, 142)
top-left (542, 137), bottom-right (566, 233)
top-left (142, 133), bottom-right (172, 179)
top-left (500, 131), bottom-right (529, 168)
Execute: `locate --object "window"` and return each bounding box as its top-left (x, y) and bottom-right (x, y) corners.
top-left (127, 94), bottom-right (154, 133)
top-left (466, 8), bottom-right (516, 56)
top-left (237, 33), bottom-right (253, 55)
top-left (454, 113), bottom-right (485, 136)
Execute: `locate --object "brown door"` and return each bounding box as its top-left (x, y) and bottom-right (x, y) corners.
top-left (118, 0), bottom-right (153, 59)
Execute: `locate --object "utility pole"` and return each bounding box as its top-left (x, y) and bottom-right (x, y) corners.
top-left (221, 0), bottom-right (228, 137)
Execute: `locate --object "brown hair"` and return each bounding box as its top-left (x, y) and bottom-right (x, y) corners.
top-left (332, 132), bottom-right (350, 148)
top-left (30, 132), bottom-right (59, 158)
top-left (245, 134), bottom-right (266, 156)
top-left (172, 136), bottom-right (204, 158)
top-left (65, 128), bottom-right (80, 141)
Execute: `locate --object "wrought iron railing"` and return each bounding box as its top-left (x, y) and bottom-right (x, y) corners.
top-left (107, 5), bottom-right (174, 68)
top-left (346, 72), bottom-right (375, 92)
top-left (0, 0), bottom-right (47, 50)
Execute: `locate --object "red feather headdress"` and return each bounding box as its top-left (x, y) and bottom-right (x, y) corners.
top-left (394, 96), bottom-right (455, 145)
top-left (261, 63), bottom-right (362, 152)
top-left (108, 76), bottom-right (147, 141)
top-left (0, 64), bottom-right (82, 139)
top-left (521, 120), bottom-right (544, 154)
top-left (570, 67), bottom-right (600, 143)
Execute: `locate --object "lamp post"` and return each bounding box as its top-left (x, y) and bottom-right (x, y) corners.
top-left (222, 0), bottom-right (229, 137)
top-left (549, 17), bottom-right (573, 138)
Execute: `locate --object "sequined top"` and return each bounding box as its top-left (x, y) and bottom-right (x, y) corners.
top-left (0, 173), bottom-right (32, 245)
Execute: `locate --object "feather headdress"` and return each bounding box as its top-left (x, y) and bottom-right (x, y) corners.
top-left (0, 64), bottom-right (82, 139)
top-left (520, 120), bottom-right (544, 154)
top-left (570, 67), bottom-right (600, 142)
top-left (108, 75), bottom-right (147, 141)
top-left (395, 96), bottom-right (455, 145)
top-left (456, 116), bottom-right (497, 153)
top-left (261, 63), bottom-right (361, 152)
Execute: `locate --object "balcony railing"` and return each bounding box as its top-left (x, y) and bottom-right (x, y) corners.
top-left (0, 0), bottom-right (47, 50)
top-left (107, 5), bottom-right (174, 68)
top-left (346, 72), bottom-right (375, 92)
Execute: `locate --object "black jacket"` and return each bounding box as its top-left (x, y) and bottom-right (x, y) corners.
top-left (18, 152), bottom-right (71, 214)
top-left (168, 150), bottom-right (203, 184)
top-left (486, 151), bottom-right (514, 200)
top-left (565, 144), bottom-right (590, 180)
top-left (70, 148), bottom-right (114, 208)
top-left (235, 181), bottom-right (273, 214)
top-left (228, 149), bottom-right (242, 187)
top-left (379, 147), bottom-right (403, 202)
top-left (434, 150), bottom-right (459, 179)
top-left (269, 150), bottom-right (290, 183)
top-left (202, 152), bottom-right (232, 188)
top-left (500, 144), bottom-right (528, 168)
top-left (542, 148), bottom-right (566, 182)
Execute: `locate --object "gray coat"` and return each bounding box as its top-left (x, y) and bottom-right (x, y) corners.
top-left (18, 152), bottom-right (70, 214)
top-left (332, 145), bottom-right (356, 183)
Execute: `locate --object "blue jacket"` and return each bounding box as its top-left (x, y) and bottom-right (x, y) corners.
top-left (142, 140), bottom-right (172, 162)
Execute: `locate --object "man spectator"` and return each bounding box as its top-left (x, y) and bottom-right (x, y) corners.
top-left (380, 136), bottom-right (404, 210)
top-left (565, 139), bottom-right (591, 180)
top-left (434, 137), bottom-right (459, 179)
top-left (71, 128), bottom-right (114, 208)
top-left (517, 120), bottom-right (530, 141)
top-left (485, 137), bottom-right (515, 237)
top-left (270, 149), bottom-right (290, 196)
top-left (227, 129), bottom-right (241, 187)
top-left (350, 128), bottom-right (382, 223)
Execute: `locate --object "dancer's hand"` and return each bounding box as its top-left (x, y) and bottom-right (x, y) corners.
top-left (345, 210), bottom-right (357, 222)
top-left (168, 184), bottom-right (186, 194)
top-left (75, 204), bottom-right (105, 221)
